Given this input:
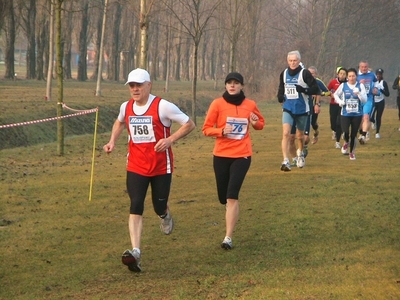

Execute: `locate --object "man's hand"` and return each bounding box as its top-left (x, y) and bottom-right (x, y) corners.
top-left (103, 143), bottom-right (115, 154)
top-left (295, 84), bottom-right (308, 94)
top-left (154, 137), bottom-right (173, 152)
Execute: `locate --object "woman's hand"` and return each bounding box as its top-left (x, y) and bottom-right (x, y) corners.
top-left (250, 112), bottom-right (259, 126)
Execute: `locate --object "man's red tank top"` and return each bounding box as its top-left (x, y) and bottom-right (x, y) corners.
top-left (124, 97), bottom-right (173, 176)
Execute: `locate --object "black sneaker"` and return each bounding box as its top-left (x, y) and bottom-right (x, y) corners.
top-left (122, 249), bottom-right (141, 272)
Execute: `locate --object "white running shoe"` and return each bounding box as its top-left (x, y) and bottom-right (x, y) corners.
top-left (341, 142), bottom-right (349, 154)
top-left (160, 210), bottom-right (174, 235)
top-left (332, 131), bottom-right (336, 140)
top-left (221, 236), bottom-right (233, 250)
top-left (122, 249), bottom-right (142, 272)
top-left (295, 149), bottom-right (305, 168)
top-left (358, 135), bottom-right (366, 145)
top-left (375, 133), bottom-right (380, 139)
top-left (297, 156), bottom-right (305, 168)
top-left (366, 132), bottom-right (370, 141)
top-left (349, 152), bottom-right (356, 160)
top-left (281, 160), bottom-right (291, 171)
top-left (371, 123), bottom-right (376, 130)
top-left (335, 142), bottom-right (341, 149)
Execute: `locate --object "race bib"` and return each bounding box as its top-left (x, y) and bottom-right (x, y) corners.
top-left (364, 83), bottom-right (370, 94)
top-left (346, 98), bottom-right (359, 113)
top-left (225, 117), bottom-right (248, 140)
top-left (285, 84), bottom-right (298, 100)
top-left (128, 116), bottom-right (156, 143)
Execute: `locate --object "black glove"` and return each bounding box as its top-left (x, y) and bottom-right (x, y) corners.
top-left (278, 95), bottom-right (285, 103)
top-left (295, 84), bottom-right (308, 94)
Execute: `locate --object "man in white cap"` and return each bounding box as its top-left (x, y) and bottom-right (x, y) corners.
top-left (103, 68), bottom-right (195, 272)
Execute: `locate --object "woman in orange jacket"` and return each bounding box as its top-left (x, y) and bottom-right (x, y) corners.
top-left (202, 72), bottom-right (265, 250)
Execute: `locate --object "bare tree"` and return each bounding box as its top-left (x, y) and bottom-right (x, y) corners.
top-left (91, 0), bottom-right (105, 80)
top-left (77, 0), bottom-right (89, 81)
top-left (223, 0), bottom-right (247, 72)
top-left (95, 0), bottom-right (109, 96)
top-left (138, 0), bottom-right (155, 69)
top-left (55, 0), bottom-right (64, 155)
top-left (162, 0), bottom-right (222, 124)
top-left (46, 0), bottom-right (54, 100)
top-left (106, 0), bottom-right (122, 81)
top-left (36, 0), bottom-right (48, 80)
top-left (0, 0), bottom-right (7, 32)
top-left (62, 0), bottom-right (74, 79)
top-left (17, 0), bottom-right (37, 79)
top-left (4, 0), bottom-right (16, 79)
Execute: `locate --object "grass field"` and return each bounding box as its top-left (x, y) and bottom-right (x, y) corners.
top-left (1, 79), bottom-right (400, 299)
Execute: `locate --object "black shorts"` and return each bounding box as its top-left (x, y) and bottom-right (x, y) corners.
top-left (126, 171), bottom-right (172, 215)
top-left (213, 156), bottom-right (251, 204)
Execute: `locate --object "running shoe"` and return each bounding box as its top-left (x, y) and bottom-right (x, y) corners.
top-left (221, 236), bottom-right (232, 250)
top-left (303, 145), bottom-right (309, 158)
top-left (332, 131), bottom-right (336, 140)
top-left (366, 132), bottom-right (370, 141)
top-left (335, 142), bottom-right (341, 149)
top-left (122, 249), bottom-right (142, 272)
top-left (375, 133), bottom-right (380, 139)
top-left (297, 155), bottom-right (305, 168)
top-left (341, 142), bottom-right (349, 154)
top-left (312, 130), bottom-right (319, 144)
top-left (371, 122), bottom-right (376, 130)
top-left (160, 209), bottom-right (174, 235)
top-left (358, 135), bottom-right (366, 145)
top-left (349, 152), bottom-right (356, 160)
top-left (281, 160), bottom-right (291, 172)
top-left (291, 157), bottom-right (297, 167)
top-left (295, 149), bottom-right (305, 168)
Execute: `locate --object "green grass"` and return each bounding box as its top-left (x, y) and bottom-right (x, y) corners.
top-left (1, 80), bottom-right (400, 299)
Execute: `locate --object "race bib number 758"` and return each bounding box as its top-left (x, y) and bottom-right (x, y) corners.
top-left (128, 116), bottom-right (156, 143)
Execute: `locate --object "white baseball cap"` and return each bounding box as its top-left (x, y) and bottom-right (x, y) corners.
top-left (125, 68), bottom-right (151, 85)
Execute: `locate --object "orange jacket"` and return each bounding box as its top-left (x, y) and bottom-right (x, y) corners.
top-left (202, 97), bottom-right (264, 158)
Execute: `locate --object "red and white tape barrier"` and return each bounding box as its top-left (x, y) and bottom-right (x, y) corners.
top-left (0, 104), bottom-right (99, 129)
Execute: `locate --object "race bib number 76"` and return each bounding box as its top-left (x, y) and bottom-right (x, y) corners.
top-left (225, 117), bottom-right (248, 140)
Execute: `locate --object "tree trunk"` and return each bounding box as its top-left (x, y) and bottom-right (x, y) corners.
top-left (139, 0), bottom-right (149, 69)
top-left (107, 0), bottom-right (121, 81)
top-left (200, 36), bottom-right (207, 80)
top-left (0, 0), bottom-right (7, 32)
top-left (56, 0), bottom-right (64, 156)
top-left (36, 11), bottom-right (47, 81)
top-left (182, 41), bottom-right (190, 81)
top-left (174, 23), bottom-right (182, 81)
top-left (46, 0), bottom-right (54, 101)
top-left (95, 0), bottom-right (108, 96)
top-left (150, 18), bottom-right (159, 80)
top-left (164, 14), bottom-right (171, 91)
top-left (62, 0), bottom-right (73, 79)
top-left (4, 0), bottom-right (15, 79)
top-left (191, 44), bottom-right (198, 125)
top-left (91, 0), bottom-right (104, 80)
top-left (25, 0), bottom-right (37, 79)
top-left (77, 1), bottom-right (89, 81)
